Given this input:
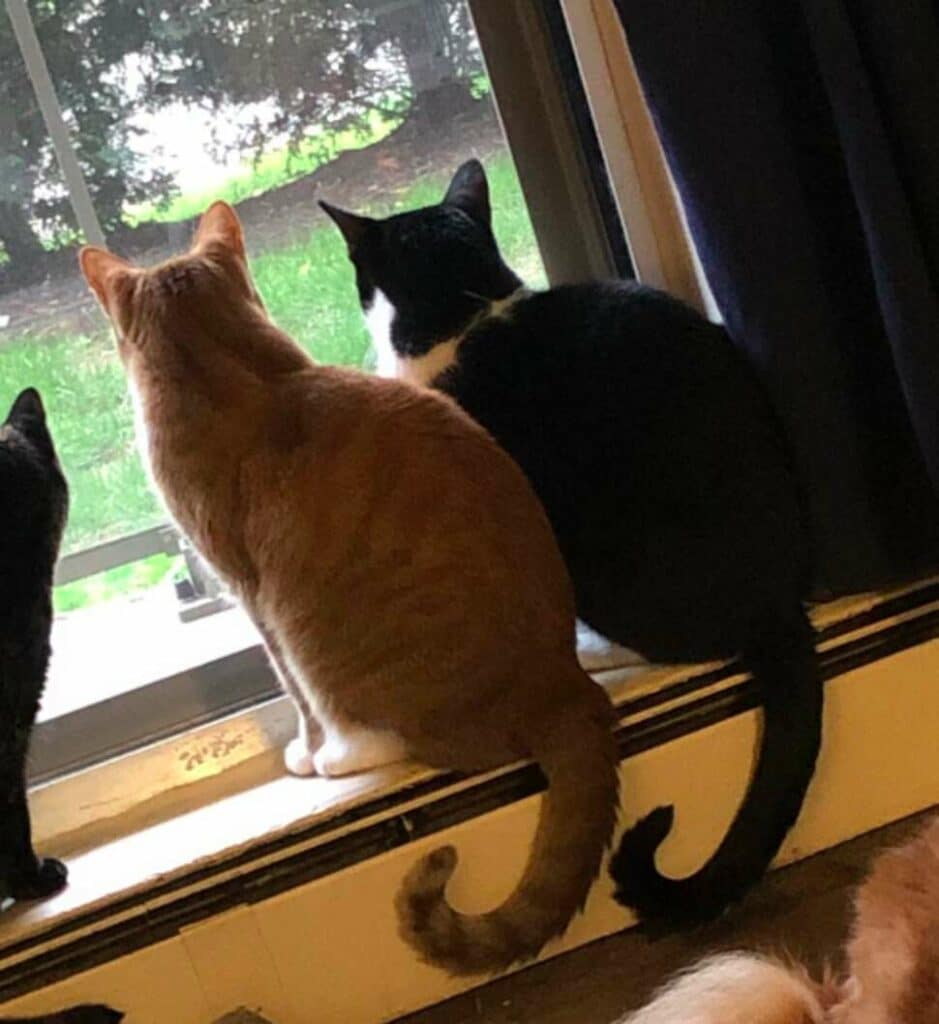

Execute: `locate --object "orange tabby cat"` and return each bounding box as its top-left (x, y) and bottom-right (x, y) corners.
top-left (77, 202), bottom-right (618, 976)
top-left (621, 814), bottom-right (939, 1023)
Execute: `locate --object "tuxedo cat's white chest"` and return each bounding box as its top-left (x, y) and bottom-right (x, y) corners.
top-left (366, 288), bottom-right (461, 386)
top-left (365, 288), bottom-right (400, 378)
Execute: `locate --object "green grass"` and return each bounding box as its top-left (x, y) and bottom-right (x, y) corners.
top-left (54, 553), bottom-right (183, 613)
top-left (0, 149), bottom-right (542, 612)
top-left (0, 329), bottom-right (155, 552)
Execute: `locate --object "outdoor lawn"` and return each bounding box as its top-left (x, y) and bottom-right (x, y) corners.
top-left (0, 150), bottom-right (543, 612)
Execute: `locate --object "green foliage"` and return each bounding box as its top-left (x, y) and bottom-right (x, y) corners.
top-left (0, 328), bottom-right (152, 554)
top-left (0, 0), bottom-right (173, 258)
top-left (0, 0), bottom-right (484, 264)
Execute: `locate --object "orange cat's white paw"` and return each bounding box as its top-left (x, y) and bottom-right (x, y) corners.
top-left (284, 736), bottom-right (317, 777)
top-left (313, 728), bottom-right (408, 778)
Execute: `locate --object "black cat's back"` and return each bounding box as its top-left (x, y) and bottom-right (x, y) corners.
top-left (438, 283), bottom-right (822, 927)
top-left (0, 389), bottom-right (69, 902)
top-left (434, 277), bottom-right (821, 926)
top-left (0, 391), bottom-right (65, 713)
top-left (444, 280), bottom-right (808, 660)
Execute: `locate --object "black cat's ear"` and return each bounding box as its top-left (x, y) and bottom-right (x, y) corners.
top-left (319, 201), bottom-right (375, 254)
top-left (443, 159), bottom-right (491, 226)
top-left (7, 387), bottom-right (46, 425)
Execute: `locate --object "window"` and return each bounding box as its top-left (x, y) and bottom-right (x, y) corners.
top-left (1, 0), bottom-right (624, 782)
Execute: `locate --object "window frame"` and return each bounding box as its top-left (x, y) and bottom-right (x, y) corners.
top-left (8, 0), bottom-right (631, 783)
top-left (557, 0), bottom-right (718, 315)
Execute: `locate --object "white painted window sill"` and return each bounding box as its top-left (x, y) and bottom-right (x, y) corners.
top-left (3, 656), bottom-right (685, 954)
top-left (2, 579), bottom-right (933, 958)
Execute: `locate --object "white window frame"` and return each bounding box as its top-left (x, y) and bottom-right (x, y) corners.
top-left (559, 0), bottom-right (720, 318)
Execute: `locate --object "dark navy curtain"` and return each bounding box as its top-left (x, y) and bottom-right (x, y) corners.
top-left (613, 0), bottom-right (939, 595)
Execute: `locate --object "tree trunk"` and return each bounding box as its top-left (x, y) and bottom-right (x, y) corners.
top-left (0, 201), bottom-right (44, 274)
top-left (382, 0), bottom-right (479, 137)
top-left (386, 0), bottom-right (455, 94)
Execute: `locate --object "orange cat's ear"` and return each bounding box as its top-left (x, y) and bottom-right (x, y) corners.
top-left (79, 246), bottom-right (133, 309)
top-left (195, 201), bottom-right (246, 260)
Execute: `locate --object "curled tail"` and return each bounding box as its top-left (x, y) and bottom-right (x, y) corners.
top-left (611, 612), bottom-right (822, 926)
top-left (396, 684), bottom-right (619, 975)
top-left (620, 953), bottom-right (834, 1023)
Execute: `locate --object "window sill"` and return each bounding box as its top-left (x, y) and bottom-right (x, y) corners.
top-left (4, 575), bottom-right (938, 973)
top-left (5, 743), bottom-right (432, 954)
top-left (8, 653), bottom-right (700, 956)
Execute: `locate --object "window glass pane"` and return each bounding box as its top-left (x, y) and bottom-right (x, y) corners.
top-left (3, 0), bottom-right (544, 561)
top-left (120, 0), bottom-right (547, 348)
top-left (0, 3), bottom-right (151, 561)
top-left (3, 0), bottom-right (545, 756)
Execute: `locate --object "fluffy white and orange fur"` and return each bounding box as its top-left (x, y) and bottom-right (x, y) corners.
top-left (77, 202), bottom-right (619, 977)
top-left (621, 814), bottom-right (939, 1023)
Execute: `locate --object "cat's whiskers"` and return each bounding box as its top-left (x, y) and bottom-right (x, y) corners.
top-left (365, 288), bottom-right (398, 378)
top-left (462, 286), bottom-right (531, 324)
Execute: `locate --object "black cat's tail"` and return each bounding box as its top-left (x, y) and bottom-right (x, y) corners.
top-left (610, 611), bottom-right (822, 926)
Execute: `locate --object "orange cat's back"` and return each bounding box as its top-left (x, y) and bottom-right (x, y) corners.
top-left (255, 362), bottom-right (572, 598)
top-left (237, 365), bottom-right (586, 758)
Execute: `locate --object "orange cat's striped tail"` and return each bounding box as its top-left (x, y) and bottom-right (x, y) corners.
top-left (619, 953), bottom-right (833, 1024)
top-left (395, 685), bottom-right (619, 975)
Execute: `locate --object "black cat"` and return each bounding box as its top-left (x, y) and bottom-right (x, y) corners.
top-left (0, 389), bottom-right (69, 902)
top-left (321, 161), bottom-right (823, 926)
